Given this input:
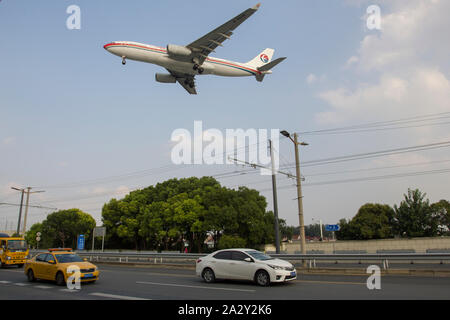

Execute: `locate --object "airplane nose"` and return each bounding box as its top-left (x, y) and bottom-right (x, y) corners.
top-left (103, 43), bottom-right (113, 50)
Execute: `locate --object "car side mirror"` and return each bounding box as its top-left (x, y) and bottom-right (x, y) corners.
top-left (83, 258), bottom-right (88, 262)
top-left (48, 260), bottom-right (56, 264)
top-left (244, 257), bottom-right (253, 263)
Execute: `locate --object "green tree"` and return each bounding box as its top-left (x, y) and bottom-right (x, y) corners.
top-left (279, 219), bottom-right (295, 241)
top-left (24, 223), bottom-right (45, 249)
top-left (336, 204), bottom-right (394, 240)
top-left (393, 188), bottom-right (439, 237)
top-left (36, 209), bottom-right (96, 248)
top-left (217, 235), bottom-right (247, 249)
top-left (102, 177), bottom-right (276, 252)
top-left (431, 200), bottom-right (450, 235)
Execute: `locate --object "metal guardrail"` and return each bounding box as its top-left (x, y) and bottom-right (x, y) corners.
top-left (29, 250), bottom-right (450, 270)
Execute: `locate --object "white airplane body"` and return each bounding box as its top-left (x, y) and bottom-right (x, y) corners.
top-left (103, 3), bottom-right (286, 94)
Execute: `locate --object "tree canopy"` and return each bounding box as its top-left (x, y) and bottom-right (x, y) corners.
top-left (337, 189), bottom-right (449, 240)
top-left (101, 177), bottom-right (275, 252)
top-left (25, 209), bottom-right (96, 249)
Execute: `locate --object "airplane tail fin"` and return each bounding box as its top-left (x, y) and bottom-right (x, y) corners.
top-left (254, 56), bottom-right (287, 82)
top-left (245, 48), bottom-right (275, 69)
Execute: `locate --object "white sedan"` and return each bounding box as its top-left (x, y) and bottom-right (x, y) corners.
top-left (195, 248), bottom-right (297, 286)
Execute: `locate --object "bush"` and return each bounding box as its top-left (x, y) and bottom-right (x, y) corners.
top-left (217, 235), bottom-right (247, 249)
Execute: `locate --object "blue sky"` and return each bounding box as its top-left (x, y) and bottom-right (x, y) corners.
top-left (1, 0), bottom-right (449, 229)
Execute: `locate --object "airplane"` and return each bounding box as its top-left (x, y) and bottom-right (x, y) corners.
top-left (103, 3), bottom-right (286, 94)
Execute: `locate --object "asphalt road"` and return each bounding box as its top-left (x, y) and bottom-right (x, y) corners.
top-left (0, 264), bottom-right (449, 300)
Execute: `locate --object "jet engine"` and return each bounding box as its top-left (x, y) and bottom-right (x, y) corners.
top-left (166, 44), bottom-right (192, 57)
top-left (155, 73), bottom-right (176, 83)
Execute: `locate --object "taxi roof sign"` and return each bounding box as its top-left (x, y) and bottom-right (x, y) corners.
top-left (48, 248), bottom-right (73, 252)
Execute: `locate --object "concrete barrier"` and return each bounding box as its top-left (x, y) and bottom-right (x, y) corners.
top-left (266, 236), bottom-right (450, 254)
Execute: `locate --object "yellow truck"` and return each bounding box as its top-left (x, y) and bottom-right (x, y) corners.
top-left (0, 233), bottom-right (29, 268)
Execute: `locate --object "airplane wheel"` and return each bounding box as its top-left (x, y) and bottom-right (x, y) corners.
top-left (193, 64), bottom-right (199, 71)
top-left (198, 67), bottom-right (204, 74)
top-left (122, 57), bottom-right (126, 65)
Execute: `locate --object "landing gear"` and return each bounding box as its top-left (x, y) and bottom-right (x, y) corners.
top-left (193, 64), bottom-right (204, 74)
top-left (122, 56), bottom-right (126, 65)
top-left (184, 79), bottom-right (195, 88)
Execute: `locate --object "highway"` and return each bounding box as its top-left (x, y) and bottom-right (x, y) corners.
top-left (1, 264), bottom-right (450, 300)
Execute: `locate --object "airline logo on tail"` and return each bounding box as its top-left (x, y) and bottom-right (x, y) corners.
top-left (260, 54), bottom-right (269, 63)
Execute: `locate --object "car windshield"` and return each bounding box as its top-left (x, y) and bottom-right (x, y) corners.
top-left (55, 254), bottom-right (84, 263)
top-left (246, 250), bottom-right (273, 261)
top-left (7, 240), bottom-right (27, 251)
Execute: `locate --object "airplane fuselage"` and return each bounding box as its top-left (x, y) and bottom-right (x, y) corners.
top-left (103, 41), bottom-right (262, 77)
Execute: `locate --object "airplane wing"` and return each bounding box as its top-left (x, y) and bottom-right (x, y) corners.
top-left (166, 69), bottom-right (197, 95)
top-left (186, 3), bottom-right (261, 65)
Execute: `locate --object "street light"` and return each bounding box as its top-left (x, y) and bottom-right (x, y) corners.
top-left (280, 131), bottom-right (308, 263)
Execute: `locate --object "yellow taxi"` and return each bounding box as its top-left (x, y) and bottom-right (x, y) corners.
top-left (24, 249), bottom-right (99, 286)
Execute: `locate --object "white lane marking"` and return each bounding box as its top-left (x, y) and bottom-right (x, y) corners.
top-left (14, 283), bottom-right (30, 287)
top-left (34, 285), bottom-right (52, 289)
top-left (60, 289), bottom-right (81, 293)
top-left (136, 281), bottom-right (256, 293)
top-left (89, 292), bottom-right (150, 300)
top-left (0, 281), bottom-right (12, 284)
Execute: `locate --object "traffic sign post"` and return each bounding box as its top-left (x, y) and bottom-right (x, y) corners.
top-left (77, 234), bottom-right (85, 250)
top-left (36, 232), bottom-right (41, 249)
top-left (325, 224), bottom-right (340, 232)
top-left (92, 227), bottom-right (106, 252)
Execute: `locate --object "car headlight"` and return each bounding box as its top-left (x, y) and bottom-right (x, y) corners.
top-left (7, 256), bottom-right (11, 260)
top-left (268, 264), bottom-right (284, 270)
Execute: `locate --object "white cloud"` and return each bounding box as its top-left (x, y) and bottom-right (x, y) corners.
top-left (315, 0), bottom-right (450, 143)
top-left (306, 73), bottom-right (327, 85)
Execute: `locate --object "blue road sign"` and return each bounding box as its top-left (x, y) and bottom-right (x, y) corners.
top-left (77, 234), bottom-right (85, 250)
top-left (325, 224), bottom-right (340, 232)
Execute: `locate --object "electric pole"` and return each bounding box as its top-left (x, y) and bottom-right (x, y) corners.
top-left (10, 187), bottom-right (45, 236)
top-left (22, 187), bottom-right (45, 235)
top-left (281, 131), bottom-right (308, 265)
top-left (269, 139), bottom-right (281, 254)
top-left (11, 187), bottom-right (25, 235)
top-left (293, 133), bottom-right (307, 258)
top-left (228, 153), bottom-right (300, 255)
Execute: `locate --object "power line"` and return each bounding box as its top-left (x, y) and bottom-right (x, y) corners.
top-left (297, 111), bottom-right (450, 136)
top-left (257, 167), bottom-right (450, 192)
top-left (280, 141), bottom-right (450, 169)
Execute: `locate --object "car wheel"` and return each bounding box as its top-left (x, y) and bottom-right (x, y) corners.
top-left (55, 272), bottom-right (66, 286)
top-left (27, 269), bottom-right (36, 282)
top-left (255, 270), bottom-right (270, 287)
top-left (202, 268), bottom-right (215, 283)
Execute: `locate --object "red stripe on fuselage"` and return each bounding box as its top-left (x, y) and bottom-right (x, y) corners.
top-left (103, 43), bottom-right (261, 74)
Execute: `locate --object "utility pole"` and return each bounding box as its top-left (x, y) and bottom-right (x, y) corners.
top-left (228, 154), bottom-right (299, 255)
top-left (11, 187), bottom-right (25, 235)
top-left (280, 131), bottom-right (308, 266)
top-left (22, 187), bottom-right (45, 235)
top-left (269, 139), bottom-right (281, 254)
top-left (293, 133), bottom-right (307, 258)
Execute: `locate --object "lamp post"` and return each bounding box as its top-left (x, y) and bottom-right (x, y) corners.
top-left (280, 131), bottom-right (308, 261)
